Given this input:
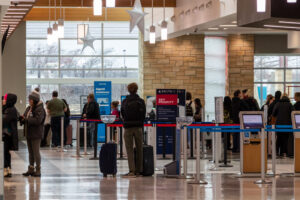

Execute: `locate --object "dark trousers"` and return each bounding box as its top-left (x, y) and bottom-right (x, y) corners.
top-left (27, 139), bottom-right (41, 167)
top-left (41, 124), bottom-right (51, 147)
top-left (3, 135), bottom-right (12, 168)
top-left (124, 127), bottom-right (143, 174)
top-left (51, 116), bottom-right (64, 146)
top-left (232, 133), bottom-right (240, 152)
top-left (276, 132), bottom-right (289, 155)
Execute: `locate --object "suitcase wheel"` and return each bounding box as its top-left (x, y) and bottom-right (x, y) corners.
top-left (103, 173), bottom-right (107, 178)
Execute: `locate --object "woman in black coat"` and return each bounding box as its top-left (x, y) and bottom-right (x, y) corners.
top-left (2, 93), bottom-right (18, 177)
top-left (21, 91), bottom-right (46, 177)
top-left (272, 95), bottom-right (294, 157)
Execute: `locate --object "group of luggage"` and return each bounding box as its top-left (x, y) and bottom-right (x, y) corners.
top-left (99, 143), bottom-right (154, 177)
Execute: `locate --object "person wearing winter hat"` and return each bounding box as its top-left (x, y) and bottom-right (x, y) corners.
top-left (20, 91), bottom-right (46, 177)
top-left (2, 93), bottom-right (19, 177)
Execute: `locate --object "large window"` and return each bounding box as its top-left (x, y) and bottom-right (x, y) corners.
top-left (254, 55), bottom-right (300, 106)
top-left (26, 21), bottom-right (140, 113)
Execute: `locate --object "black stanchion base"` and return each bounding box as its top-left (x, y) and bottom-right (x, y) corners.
top-left (89, 157), bottom-right (99, 160)
top-left (219, 164), bottom-right (233, 168)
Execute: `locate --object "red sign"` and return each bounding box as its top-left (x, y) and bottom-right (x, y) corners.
top-left (156, 94), bottom-right (178, 106)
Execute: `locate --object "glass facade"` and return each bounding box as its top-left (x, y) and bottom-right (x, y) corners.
top-left (254, 55), bottom-right (300, 106)
top-left (26, 21), bottom-right (140, 113)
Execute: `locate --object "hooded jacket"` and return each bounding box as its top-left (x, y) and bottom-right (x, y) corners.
top-left (23, 102), bottom-right (46, 140)
top-left (272, 97), bottom-right (294, 125)
top-left (2, 94), bottom-right (19, 150)
top-left (82, 100), bottom-right (100, 120)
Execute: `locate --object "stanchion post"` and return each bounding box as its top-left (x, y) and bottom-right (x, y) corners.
top-left (240, 129), bottom-right (244, 175)
top-left (188, 128), bottom-right (207, 185)
top-left (220, 130), bottom-right (233, 168)
top-left (153, 124), bottom-right (157, 171)
top-left (120, 127), bottom-right (124, 159)
top-left (72, 119), bottom-right (81, 158)
top-left (178, 126), bottom-right (193, 179)
top-left (58, 116), bottom-right (66, 152)
top-left (254, 128), bottom-right (272, 184)
top-left (82, 121), bottom-right (90, 155)
top-left (272, 125), bottom-right (276, 175)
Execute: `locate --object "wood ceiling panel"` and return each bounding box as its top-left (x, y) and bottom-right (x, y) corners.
top-left (24, 7), bottom-right (130, 21)
top-left (34, 0), bottom-right (176, 7)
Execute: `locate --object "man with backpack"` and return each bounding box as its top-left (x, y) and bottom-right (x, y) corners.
top-left (121, 83), bottom-right (146, 178)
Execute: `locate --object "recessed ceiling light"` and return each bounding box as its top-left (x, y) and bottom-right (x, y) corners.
top-left (264, 24), bottom-right (300, 30)
top-left (279, 21), bottom-right (300, 25)
top-left (208, 28), bottom-right (219, 30)
top-left (220, 24), bottom-right (237, 27)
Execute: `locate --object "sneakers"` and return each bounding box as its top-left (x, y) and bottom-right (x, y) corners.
top-left (122, 172), bottom-right (136, 178)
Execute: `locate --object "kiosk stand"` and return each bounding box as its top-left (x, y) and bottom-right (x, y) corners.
top-left (292, 111), bottom-right (300, 174)
top-left (239, 112), bottom-right (271, 184)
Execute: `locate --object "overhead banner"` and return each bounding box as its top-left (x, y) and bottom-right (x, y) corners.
top-left (94, 81), bottom-right (112, 115)
top-left (156, 89), bottom-right (178, 122)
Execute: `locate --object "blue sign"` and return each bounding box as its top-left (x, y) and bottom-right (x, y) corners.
top-left (121, 95), bottom-right (126, 103)
top-left (97, 123), bottom-right (106, 143)
top-left (157, 127), bottom-right (173, 155)
top-left (94, 81), bottom-right (112, 115)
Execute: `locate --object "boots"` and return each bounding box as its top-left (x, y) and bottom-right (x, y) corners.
top-left (33, 166), bottom-right (41, 177)
top-left (6, 167), bottom-right (12, 177)
top-left (3, 168), bottom-right (8, 177)
top-left (22, 165), bottom-right (35, 176)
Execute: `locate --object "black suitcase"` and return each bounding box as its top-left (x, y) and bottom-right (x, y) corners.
top-left (99, 143), bottom-right (117, 177)
top-left (135, 145), bottom-right (154, 176)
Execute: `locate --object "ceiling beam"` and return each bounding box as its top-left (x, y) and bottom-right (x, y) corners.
top-left (24, 7), bottom-right (130, 21)
top-left (34, 0), bottom-right (176, 7)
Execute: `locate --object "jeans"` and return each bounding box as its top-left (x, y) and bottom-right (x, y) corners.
top-left (3, 134), bottom-right (12, 168)
top-left (88, 123), bottom-right (96, 147)
top-left (27, 139), bottom-right (41, 167)
top-left (232, 133), bottom-right (240, 152)
top-left (124, 127), bottom-right (143, 174)
top-left (51, 116), bottom-right (64, 146)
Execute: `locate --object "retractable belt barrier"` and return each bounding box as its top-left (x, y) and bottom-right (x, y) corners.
top-left (68, 117), bottom-right (300, 181)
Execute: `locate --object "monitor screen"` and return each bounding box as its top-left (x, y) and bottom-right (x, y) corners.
top-left (295, 114), bottom-right (300, 129)
top-left (242, 114), bottom-right (264, 129)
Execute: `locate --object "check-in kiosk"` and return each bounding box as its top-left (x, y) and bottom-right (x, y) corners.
top-left (292, 111), bottom-right (300, 173)
top-left (240, 112), bottom-right (267, 174)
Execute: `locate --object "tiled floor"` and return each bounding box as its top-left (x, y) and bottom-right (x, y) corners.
top-left (3, 143), bottom-right (300, 200)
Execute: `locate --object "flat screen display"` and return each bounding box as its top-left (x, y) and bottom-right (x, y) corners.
top-left (243, 114), bottom-right (264, 129)
top-left (295, 115), bottom-right (300, 129)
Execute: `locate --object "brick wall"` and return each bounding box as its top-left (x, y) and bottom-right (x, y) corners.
top-left (227, 35), bottom-right (254, 96)
top-left (142, 35), bottom-right (205, 101)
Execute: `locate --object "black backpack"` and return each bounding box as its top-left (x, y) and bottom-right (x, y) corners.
top-left (123, 97), bottom-right (146, 122)
top-left (186, 102), bottom-right (193, 116)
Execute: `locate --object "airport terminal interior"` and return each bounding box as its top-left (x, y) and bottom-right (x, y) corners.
top-left (1, 0), bottom-right (300, 199)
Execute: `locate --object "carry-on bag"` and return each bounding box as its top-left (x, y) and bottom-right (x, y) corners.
top-left (66, 124), bottom-right (73, 145)
top-left (99, 143), bottom-right (117, 177)
top-left (135, 145), bottom-right (154, 176)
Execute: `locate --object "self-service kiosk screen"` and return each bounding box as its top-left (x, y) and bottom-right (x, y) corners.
top-left (242, 114), bottom-right (264, 129)
top-left (295, 115), bottom-right (300, 129)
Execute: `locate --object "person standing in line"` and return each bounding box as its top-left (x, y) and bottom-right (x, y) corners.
top-left (62, 99), bottom-right (71, 145)
top-left (272, 94), bottom-right (294, 157)
top-left (121, 83), bottom-right (146, 178)
top-left (185, 92), bottom-right (194, 117)
top-left (224, 96), bottom-right (233, 150)
top-left (41, 101), bottom-right (51, 147)
top-left (47, 91), bottom-right (67, 147)
top-left (2, 93), bottom-right (19, 177)
top-left (231, 90), bottom-right (249, 153)
top-left (21, 91), bottom-right (46, 177)
top-left (294, 92), bottom-right (300, 111)
top-left (261, 94), bottom-right (274, 111)
top-left (111, 101), bottom-right (120, 119)
top-left (193, 98), bottom-right (202, 122)
top-left (268, 91), bottom-right (282, 124)
top-left (82, 94), bottom-right (100, 147)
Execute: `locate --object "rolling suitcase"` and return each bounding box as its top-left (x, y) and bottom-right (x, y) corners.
top-left (66, 124), bottom-right (73, 145)
top-left (99, 143), bottom-right (117, 177)
top-left (135, 145), bottom-right (154, 176)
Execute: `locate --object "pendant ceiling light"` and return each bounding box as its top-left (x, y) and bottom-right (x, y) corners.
top-left (257, 0), bottom-right (266, 12)
top-left (93, 0), bottom-right (102, 16)
top-left (47, 0), bottom-right (53, 45)
top-left (161, 0), bottom-right (168, 40)
top-left (287, 0), bottom-right (297, 2)
top-left (149, 0), bottom-right (155, 44)
top-left (58, 0), bottom-right (64, 38)
top-left (106, 0), bottom-right (115, 7)
top-left (52, 0), bottom-right (58, 40)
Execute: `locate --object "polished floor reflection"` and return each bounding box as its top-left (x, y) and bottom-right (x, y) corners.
top-left (4, 143), bottom-right (300, 200)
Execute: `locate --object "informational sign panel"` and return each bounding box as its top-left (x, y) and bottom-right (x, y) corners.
top-left (215, 97), bottom-right (224, 123)
top-left (94, 81), bottom-right (112, 115)
top-left (156, 89), bottom-right (178, 122)
top-left (97, 124), bottom-right (106, 143)
top-left (157, 128), bottom-right (173, 155)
